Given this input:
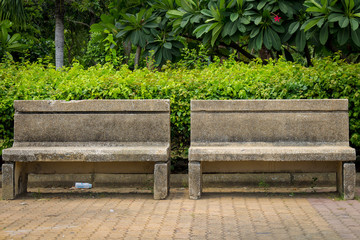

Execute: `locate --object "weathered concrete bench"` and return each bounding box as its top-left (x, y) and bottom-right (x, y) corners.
top-left (189, 100), bottom-right (356, 199)
top-left (2, 100), bottom-right (170, 200)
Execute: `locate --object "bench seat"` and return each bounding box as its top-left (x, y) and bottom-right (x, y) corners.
top-left (189, 144), bottom-right (355, 162)
top-left (3, 143), bottom-right (170, 162)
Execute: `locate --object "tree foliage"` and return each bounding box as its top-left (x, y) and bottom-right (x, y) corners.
top-left (86, 0), bottom-right (360, 68)
top-left (0, 20), bottom-right (27, 60)
top-left (0, 0), bottom-right (26, 27)
top-left (303, 0), bottom-right (360, 56)
top-left (3, 0), bottom-right (360, 67)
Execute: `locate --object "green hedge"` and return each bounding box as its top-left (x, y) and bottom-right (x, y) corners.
top-left (1, 57), bottom-right (360, 167)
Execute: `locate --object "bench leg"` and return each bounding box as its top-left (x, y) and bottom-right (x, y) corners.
top-left (2, 163), bottom-right (15, 200)
top-left (189, 162), bottom-right (202, 200)
top-left (2, 162), bottom-right (28, 200)
top-left (337, 162), bottom-right (356, 200)
top-left (154, 162), bottom-right (170, 200)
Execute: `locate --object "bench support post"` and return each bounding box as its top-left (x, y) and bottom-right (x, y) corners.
top-left (154, 162), bottom-right (170, 200)
top-left (337, 162), bottom-right (356, 200)
top-left (2, 163), bottom-right (15, 200)
top-left (2, 162), bottom-right (28, 200)
top-left (189, 162), bottom-right (202, 199)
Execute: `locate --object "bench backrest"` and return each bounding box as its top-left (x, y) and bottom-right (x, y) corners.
top-left (14, 100), bottom-right (170, 144)
top-left (191, 99), bottom-right (350, 145)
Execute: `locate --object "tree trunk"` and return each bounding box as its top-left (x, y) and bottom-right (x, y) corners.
top-left (55, 0), bottom-right (64, 70)
top-left (259, 45), bottom-right (271, 61)
top-left (304, 43), bottom-right (313, 67)
top-left (123, 40), bottom-right (132, 64)
top-left (134, 45), bottom-right (141, 69)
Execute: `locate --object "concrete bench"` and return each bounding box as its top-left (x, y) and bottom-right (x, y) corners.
top-left (189, 99), bottom-right (356, 199)
top-left (2, 100), bottom-right (171, 200)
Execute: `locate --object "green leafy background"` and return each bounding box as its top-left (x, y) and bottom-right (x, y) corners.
top-left (1, 57), bottom-right (359, 170)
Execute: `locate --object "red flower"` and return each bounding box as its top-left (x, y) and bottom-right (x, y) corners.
top-left (274, 15), bottom-right (281, 22)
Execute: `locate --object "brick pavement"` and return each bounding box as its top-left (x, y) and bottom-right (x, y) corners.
top-left (0, 187), bottom-right (359, 239)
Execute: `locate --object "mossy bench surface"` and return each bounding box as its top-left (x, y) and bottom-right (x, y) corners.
top-left (4, 143), bottom-right (169, 162)
top-left (189, 144), bottom-right (355, 161)
top-left (2, 100), bottom-right (171, 200)
top-left (188, 100), bottom-right (356, 199)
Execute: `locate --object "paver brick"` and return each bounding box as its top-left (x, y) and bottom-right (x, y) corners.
top-left (1, 188), bottom-right (360, 239)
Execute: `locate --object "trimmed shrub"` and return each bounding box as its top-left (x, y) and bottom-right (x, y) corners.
top-left (1, 57), bottom-right (359, 169)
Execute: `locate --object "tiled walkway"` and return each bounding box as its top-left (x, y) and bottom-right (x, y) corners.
top-left (0, 188), bottom-right (360, 239)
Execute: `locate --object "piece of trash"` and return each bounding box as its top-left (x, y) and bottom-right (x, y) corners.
top-left (110, 209), bottom-right (114, 213)
top-left (75, 182), bottom-right (92, 189)
top-left (20, 202), bottom-right (27, 205)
